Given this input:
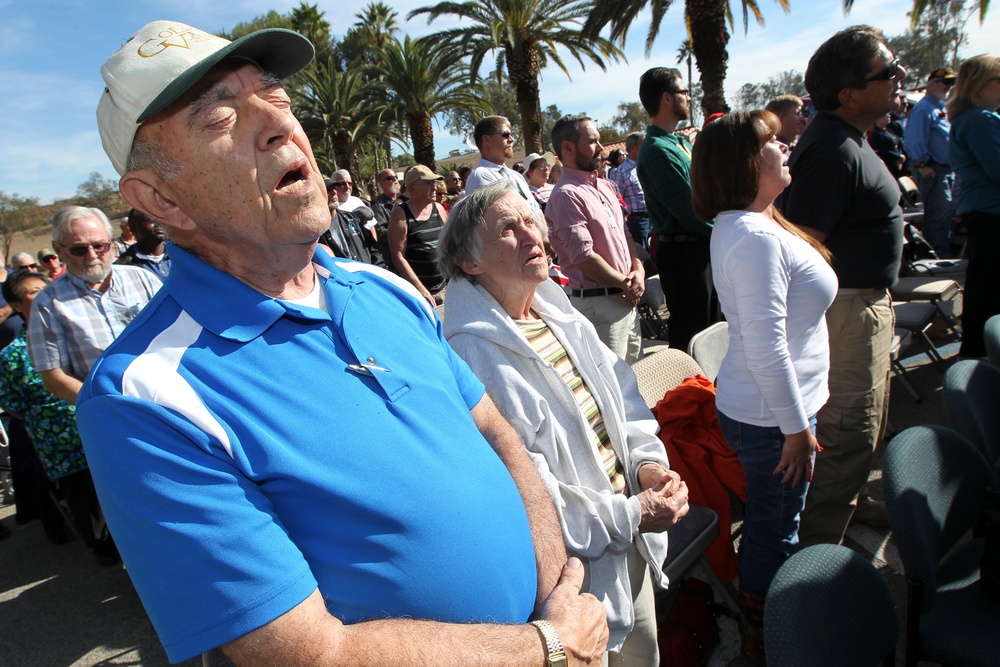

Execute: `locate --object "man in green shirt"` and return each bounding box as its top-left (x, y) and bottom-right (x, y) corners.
top-left (636, 67), bottom-right (719, 351)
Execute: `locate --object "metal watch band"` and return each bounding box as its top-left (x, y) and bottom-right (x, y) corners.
top-left (530, 620), bottom-right (568, 666)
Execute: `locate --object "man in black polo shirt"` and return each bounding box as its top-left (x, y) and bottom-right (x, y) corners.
top-left (784, 25), bottom-right (905, 547)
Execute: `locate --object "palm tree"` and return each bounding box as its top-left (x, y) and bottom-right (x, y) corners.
top-left (350, 2), bottom-right (401, 171)
top-left (374, 35), bottom-right (490, 168)
top-left (354, 2), bottom-right (399, 52)
top-left (409, 0), bottom-right (624, 154)
top-left (585, 0), bottom-right (789, 115)
top-left (676, 38), bottom-right (697, 122)
top-left (843, 0), bottom-right (990, 27)
top-left (290, 2), bottom-right (335, 68)
top-left (293, 62), bottom-right (387, 176)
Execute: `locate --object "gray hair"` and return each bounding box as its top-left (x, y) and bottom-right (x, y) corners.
top-left (125, 136), bottom-right (183, 181)
top-left (51, 205), bottom-right (114, 244)
top-left (625, 132), bottom-right (645, 151)
top-left (10, 252), bottom-right (35, 268)
top-left (438, 180), bottom-right (520, 282)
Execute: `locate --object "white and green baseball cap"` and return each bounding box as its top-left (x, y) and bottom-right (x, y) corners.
top-left (97, 20), bottom-right (314, 175)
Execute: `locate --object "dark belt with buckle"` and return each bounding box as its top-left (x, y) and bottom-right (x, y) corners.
top-left (571, 287), bottom-right (624, 298)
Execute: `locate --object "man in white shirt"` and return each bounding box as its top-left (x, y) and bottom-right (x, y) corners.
top-left (465, 116), bottom-right (542, 217)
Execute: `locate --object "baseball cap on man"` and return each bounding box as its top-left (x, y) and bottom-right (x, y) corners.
top-left (403, 165), bottom-right (444, 188)
top-left (928, 67), bottom-right (957, 82)
top-left (97, 20), bottom-right (315, 175)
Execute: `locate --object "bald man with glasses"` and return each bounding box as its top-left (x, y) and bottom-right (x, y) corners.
top-left (27, 205), bottom-right (161, 406)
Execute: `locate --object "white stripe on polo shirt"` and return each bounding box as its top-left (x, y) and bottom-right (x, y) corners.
top-left (121, 310), bottom-right (233, 458)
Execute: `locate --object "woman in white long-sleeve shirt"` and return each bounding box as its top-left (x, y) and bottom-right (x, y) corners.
top-left (691, 110), bottom-right (837, 664)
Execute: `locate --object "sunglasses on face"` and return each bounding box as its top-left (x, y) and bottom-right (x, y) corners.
top-left (492, 131), bottom-right (514, 139)
top-left (63, 242), bottom-right (111, 257)
top-left (381, 176), bottom-right (398, 182)
top-left (17, 263), bottom-right (39, 270)
top-left (863, 58), bottom-right (902, 84)
top-left (670, 88), bottom-right (690, 96)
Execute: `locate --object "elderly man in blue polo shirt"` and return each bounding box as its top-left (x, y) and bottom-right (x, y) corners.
top-left (77, 20), bottom-right (607, 666)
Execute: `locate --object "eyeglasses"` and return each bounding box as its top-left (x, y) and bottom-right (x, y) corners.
top-left (330, 181), bottom-right (351, 188)
top-left (62, 242), bottom-right (112, 257)
top-left (491, 131), bottom-right (514, 139)
top-left (863, 58), bottom-right (903, 84)
top-left (16, 263), bottom-right (39, 270)
top-left (380, 176), bottom-right (398, 182)
top-left (669, 88), bottom-right (690, 96)
top-left (42, 256), bottom-right (58, 262)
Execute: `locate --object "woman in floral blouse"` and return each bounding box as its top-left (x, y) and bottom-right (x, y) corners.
top-left (0, 270), bottom-right (118, 564)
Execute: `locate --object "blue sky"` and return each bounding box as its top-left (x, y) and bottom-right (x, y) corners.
top-left (2, 0), bottom-right (997, 204)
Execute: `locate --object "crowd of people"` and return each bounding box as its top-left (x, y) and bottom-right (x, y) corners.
top-left (0, 15), bottom-right (997, 667)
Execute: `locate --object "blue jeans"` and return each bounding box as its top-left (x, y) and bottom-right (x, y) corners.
top-left (626, 213), bottom-right (651, 250)
top-left (914, 167), bottom-right (956, 258)
top-left (717, 410), bottom-right (814, 598)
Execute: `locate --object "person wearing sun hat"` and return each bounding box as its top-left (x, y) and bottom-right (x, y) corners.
top-left (388, 164), bottom-right (448, 303)
top-left (78, 19), bottom-right (607, 666)
top-left (36, 248), bottom-right (65, 280)
top-left (524, 151), bottom-right (556, 210)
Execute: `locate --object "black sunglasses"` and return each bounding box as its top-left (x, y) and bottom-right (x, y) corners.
top-left (380, 175), bottom-right (398, 182)
top-left (330, 181), bottom-right (351, 188)
top-left (491, 130), bottom-right (514, 139)
top-left (63, 242), bottom-right (111, 257)
top-left (863, 58), bottom-right (902, 84)
top-left (669, 88), bottom-right (690, 96)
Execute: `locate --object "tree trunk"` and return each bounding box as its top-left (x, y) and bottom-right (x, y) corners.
top-left (688, 0), bottom-right (731, 116)
top-left (506, 44), bottom-right (543, 154)
top-left (332, 132), bottom-right (352, 177)
top-left (410, 113), bottom-right (436, 170)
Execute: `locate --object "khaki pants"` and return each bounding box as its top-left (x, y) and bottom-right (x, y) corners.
top-left (603, 545), bottom-right (659, 667)
top-left (799, 289), bottom-right (893, 547)
top-left (570, 294), bottom-right (641, 364)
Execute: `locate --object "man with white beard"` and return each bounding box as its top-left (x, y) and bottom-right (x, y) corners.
top-left (27, 205), bottom-right (162, 406)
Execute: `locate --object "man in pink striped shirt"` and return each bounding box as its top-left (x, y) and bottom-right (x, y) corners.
top-left (546, 115), bottom-right (645, 363)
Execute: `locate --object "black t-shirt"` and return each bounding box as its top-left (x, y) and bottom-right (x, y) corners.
top-left (784, 112), bottom-right (903, 289)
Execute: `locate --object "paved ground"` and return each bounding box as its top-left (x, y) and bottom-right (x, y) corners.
top-left (0, 327), bottom-right (961, 666)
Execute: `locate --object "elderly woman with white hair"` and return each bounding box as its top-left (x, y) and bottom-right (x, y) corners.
top-left (439, 180), bottom-right (689, 667)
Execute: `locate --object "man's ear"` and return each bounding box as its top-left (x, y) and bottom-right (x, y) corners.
top-left (119, 170), bottom-right (196, 232)
top-left (459, 258), bottom-right (484, 276)
top-left (662, 91), bottom-right (674, 114)
top-left (837, 88), bottom-right (856, 111)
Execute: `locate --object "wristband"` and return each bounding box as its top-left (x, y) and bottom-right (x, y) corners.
top-left (530, 620), bottom-right (568, 667)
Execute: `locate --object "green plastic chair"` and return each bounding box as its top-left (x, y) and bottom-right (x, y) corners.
top-left (764, 544), bottom-right (898, 667)
top-left (983, 314), bottom-right (1000, 368)
top-left (884, 424), bottom-right (1000, 667)
top-left (943, 359), bottom-right (1000, 468)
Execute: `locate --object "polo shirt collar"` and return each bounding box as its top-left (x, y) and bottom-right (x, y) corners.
top-left (163, 242), bottom-right (367, 343)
